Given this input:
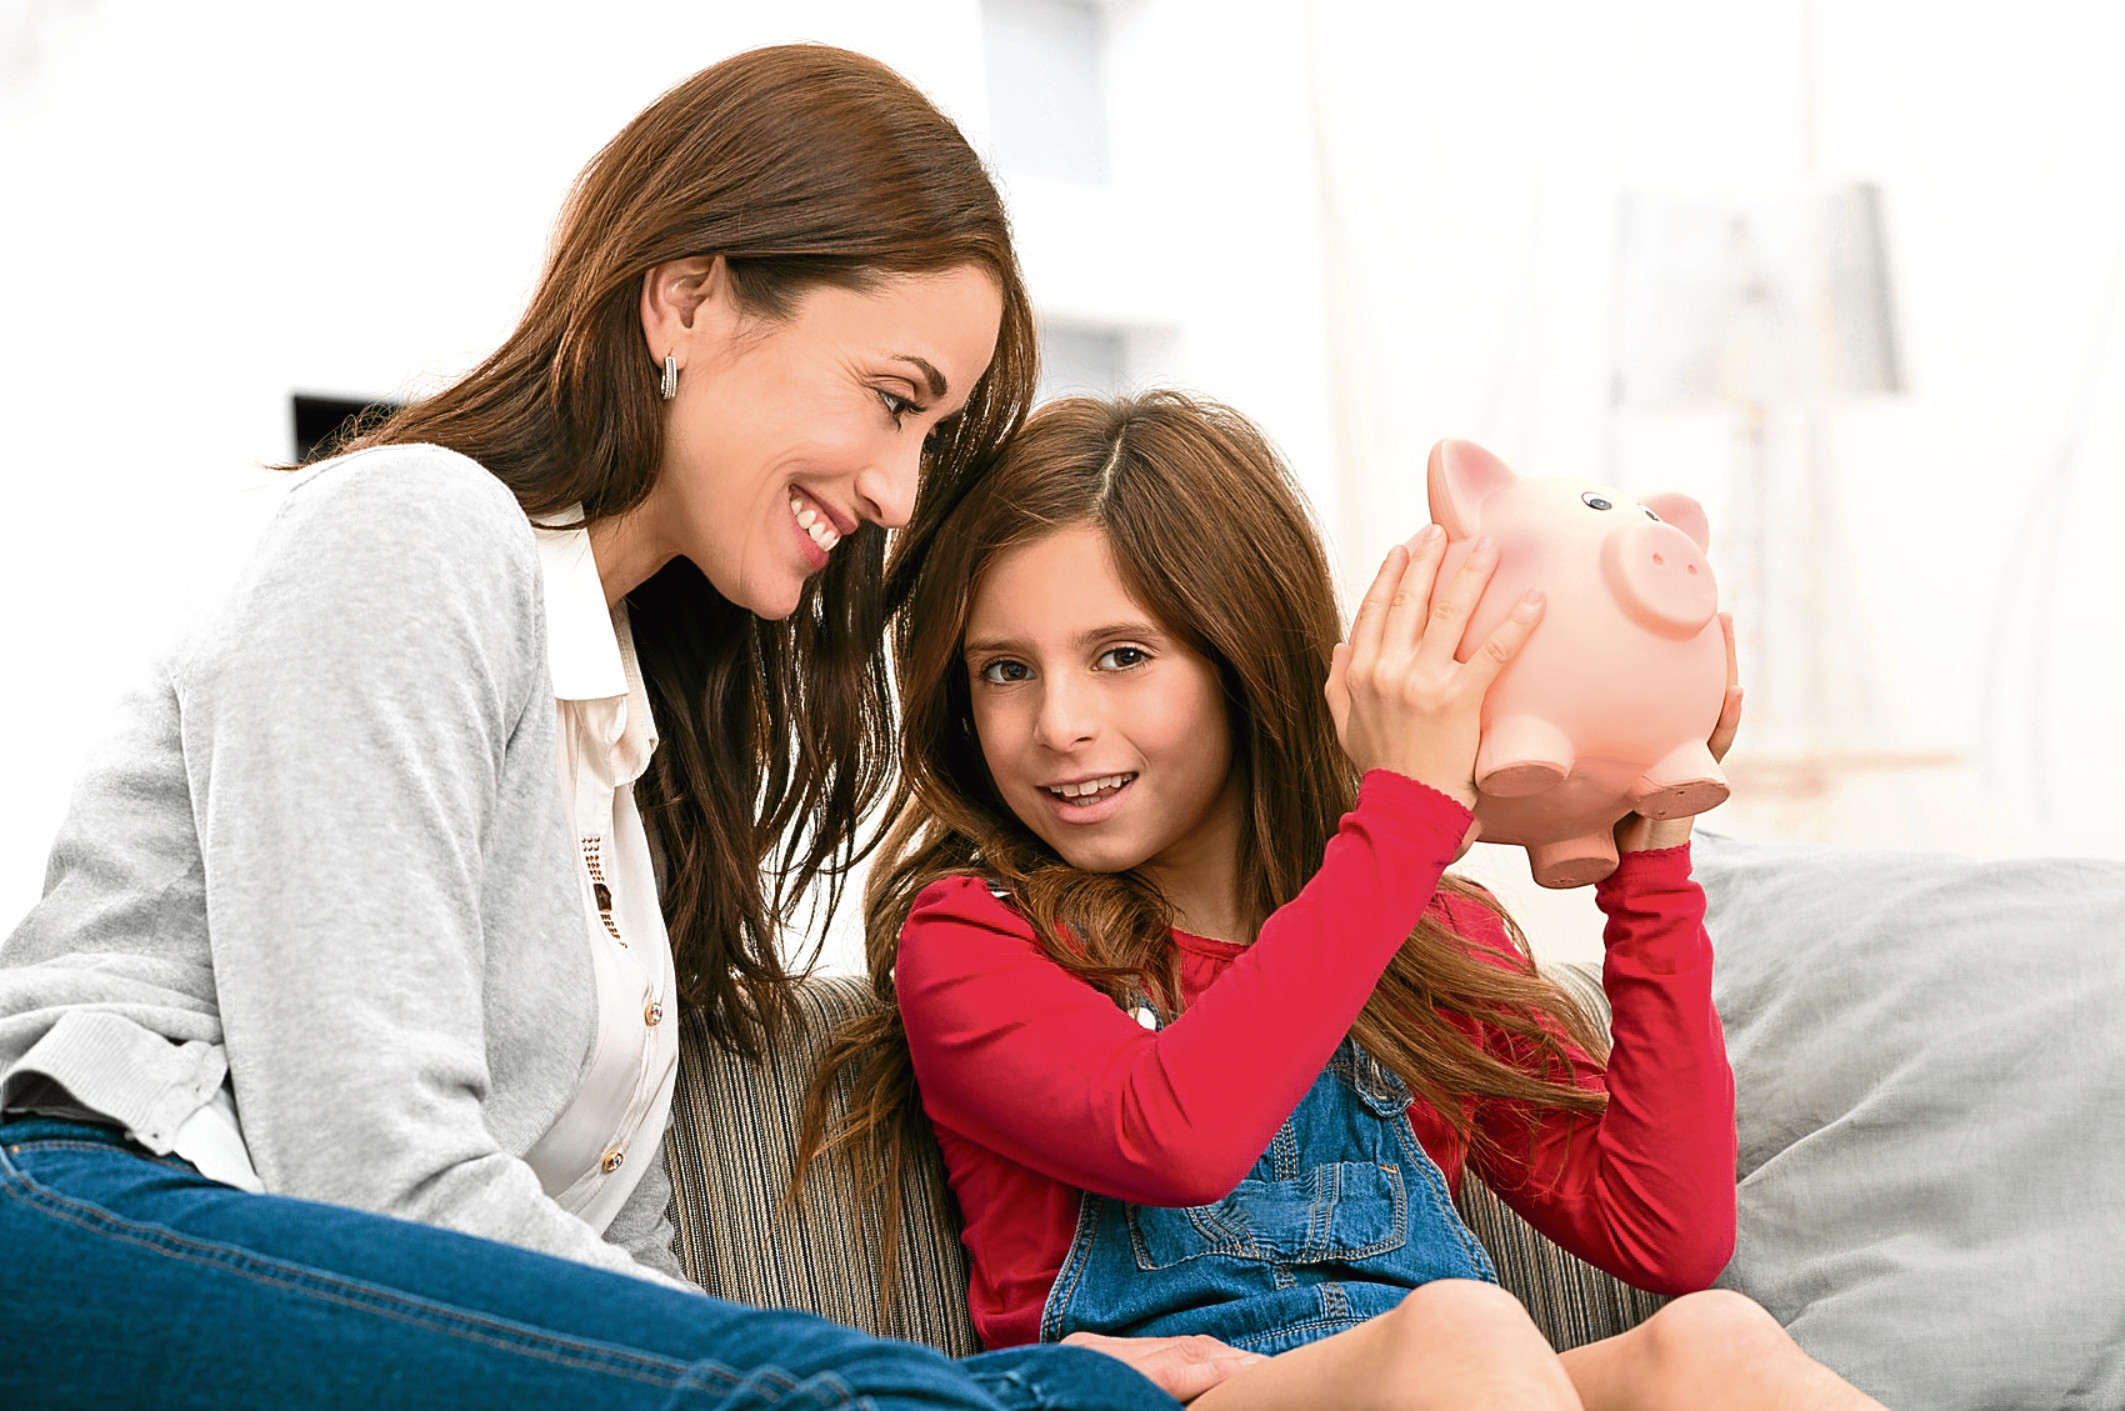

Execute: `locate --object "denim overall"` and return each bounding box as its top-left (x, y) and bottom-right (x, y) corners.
top-left (1000, 888), bottom-right (1500, 1358)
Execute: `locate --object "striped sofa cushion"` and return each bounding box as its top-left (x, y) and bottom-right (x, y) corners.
top-left (661, 964), bottom-right (1665, 1354)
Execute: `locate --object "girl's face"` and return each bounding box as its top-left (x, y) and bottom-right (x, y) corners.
top-left (637, 262), bottom-right (1004, 620)
top-left (963, 523), bottom-right (1245, 897)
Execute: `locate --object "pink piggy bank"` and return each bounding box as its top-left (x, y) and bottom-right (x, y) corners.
top-left (1426, 440), bottom-right (1729, 888)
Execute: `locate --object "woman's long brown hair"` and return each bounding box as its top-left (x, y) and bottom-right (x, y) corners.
top-left (329, 46), bottom-right (1037, 1056)
top-left (796, 392), bottom-right (1612, 1299)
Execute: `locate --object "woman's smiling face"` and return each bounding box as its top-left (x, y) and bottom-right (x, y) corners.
top-left (629, 259), bottom-right (1003, 619)
top-left (963, 523), bottom-right (1244, 892)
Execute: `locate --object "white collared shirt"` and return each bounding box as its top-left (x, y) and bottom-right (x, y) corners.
top-left (521, 514), bottom-right (680, 1235)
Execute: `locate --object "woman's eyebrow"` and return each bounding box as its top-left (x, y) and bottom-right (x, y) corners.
top-left (891, 355), bottom-right (947, 398)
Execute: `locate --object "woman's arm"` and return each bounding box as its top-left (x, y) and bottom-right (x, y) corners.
top-left (179, 447), bottom-right (684, 1285)
top-left (1463, 846), bottom-right (1737, 1294)
top-left (898, 771), bottom-right (1472, 1208)
top-left (603, 1135), bottom-right (693, 1286)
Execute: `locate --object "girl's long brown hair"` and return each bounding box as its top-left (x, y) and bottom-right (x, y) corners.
top-left (332, 45), bottom-right (1037, 1056)
top-left (797, 391), bottom-right (1610, 1296)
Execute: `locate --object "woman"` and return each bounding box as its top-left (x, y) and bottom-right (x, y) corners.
top-left (0, 46), bottom-right (1212, 1410)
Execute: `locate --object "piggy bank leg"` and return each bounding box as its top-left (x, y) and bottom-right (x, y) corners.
top-left (1526, 833), bottom-right (1619, 889)
top-left (1476, 715), bottom-right (1574, 798)
top-left (1627, 740), bottom-right (1730, 820)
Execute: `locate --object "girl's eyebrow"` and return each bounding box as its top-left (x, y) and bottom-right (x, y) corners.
top-left (964, 621), bottom-right (1163, 656)
top-left (1076, 621), bottom-right (1163, 647)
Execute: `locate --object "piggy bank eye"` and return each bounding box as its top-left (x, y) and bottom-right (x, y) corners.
top-left (1644, 507), bottom-right (1661, 521)
top-left (1582, 493), bottom-right (1613, 511)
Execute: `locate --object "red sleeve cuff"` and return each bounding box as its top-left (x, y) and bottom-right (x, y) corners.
top-left (1601, 840), bottom-right (1695, 889)
top-left (1356, 769), bottom-right (1476, 857)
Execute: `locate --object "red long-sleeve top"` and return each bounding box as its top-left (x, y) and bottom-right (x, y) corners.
top-left (896, 770), bottom-right (1737, 1349)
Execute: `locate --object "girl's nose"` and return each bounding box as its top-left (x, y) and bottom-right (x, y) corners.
top-left (1033, 679), bottom-right (1098, 752)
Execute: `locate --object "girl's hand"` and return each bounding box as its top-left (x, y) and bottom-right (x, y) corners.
top-left (1325, 525), bottom-right (1545, 808)
top-left (1618, 612), bottom-right (1743, 853)
top-left (1060, 1331), bottom-right (1268, 1403)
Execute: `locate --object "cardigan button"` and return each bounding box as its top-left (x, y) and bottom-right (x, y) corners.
top-left (600, 1147), bottom-right (625, 1174)
top-left (644, 1001), bottom-right (664, 1027)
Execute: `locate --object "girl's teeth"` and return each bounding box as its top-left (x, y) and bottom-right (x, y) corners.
top-left (1049, 773), bottom-right (1137, 800)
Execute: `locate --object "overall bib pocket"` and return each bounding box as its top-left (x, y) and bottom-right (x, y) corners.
top-left (1125, 1160), bottom-right (1410, 1269)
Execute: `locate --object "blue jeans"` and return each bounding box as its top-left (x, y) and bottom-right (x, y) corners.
top-left (0, 1118), bottom-right (1177, 1411)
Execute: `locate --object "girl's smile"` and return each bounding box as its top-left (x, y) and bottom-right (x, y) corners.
top-left (1036, 771), bottom-right (1140, 822)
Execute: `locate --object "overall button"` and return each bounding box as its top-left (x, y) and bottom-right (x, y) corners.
top-left (643, 1001), bottom-right (665, 1027)
top-left (600, 1147), bottom-right (625, 1174)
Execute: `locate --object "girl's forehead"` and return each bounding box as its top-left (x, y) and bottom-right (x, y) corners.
top-left (966, 524), bottom-right (1151, 636)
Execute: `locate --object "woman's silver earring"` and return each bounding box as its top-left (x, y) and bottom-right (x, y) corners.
top-left (660, 353), bottom-right (679, 401)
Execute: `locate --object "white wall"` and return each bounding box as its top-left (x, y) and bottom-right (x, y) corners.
top-left (7, 1), bottom-right (2125, 972)
top-left (0, 0), bottom-right (976, 931)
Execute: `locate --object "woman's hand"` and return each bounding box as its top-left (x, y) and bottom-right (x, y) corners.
top-left (1325, 525), bottom-right (1545, 808)
top-left (1060, 1330), bottom-right (1268, 1403)
top-left (1617, 612), bottom-right (1743, 853)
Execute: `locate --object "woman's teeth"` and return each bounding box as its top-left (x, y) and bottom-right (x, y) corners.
top-left (1047, 773), bottom-right (1137, 804)
top-left (791, 494), bottom-right (841, 552)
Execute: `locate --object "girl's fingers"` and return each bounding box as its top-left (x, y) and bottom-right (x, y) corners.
top-left (1346, 543), bottom-right (1410, 670)
top-left (1461, 588), bottom-right (1545, 690)
top-left (1412, 535), bottom-right (1498, 669)
top-left (1710, 685), bottom-right (1744, 763)
top-left (1378, 524), bottom-right (1449, 656)
top-left (1709, 613), bottom-right (1742, 762)
top-left (1324, 641), bottom-right (1351, 721)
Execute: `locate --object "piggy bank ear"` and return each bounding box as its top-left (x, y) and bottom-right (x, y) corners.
top-left (1426, 440), bottom-right (1519, 539)
top-left (1643, 492), bottom-right (1710, 551)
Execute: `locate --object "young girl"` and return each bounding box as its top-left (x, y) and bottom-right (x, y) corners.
top-left (805, 392), bottom-right (1887, 1408)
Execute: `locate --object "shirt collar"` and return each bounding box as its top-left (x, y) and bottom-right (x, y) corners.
top-left (533, 510), bottom-right (628, 703)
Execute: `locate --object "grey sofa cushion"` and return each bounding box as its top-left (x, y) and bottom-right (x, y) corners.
top-left (661, 967), bottom-right (1664, 1354)
top-left (1695, 831), bottom-right (2125, 1410)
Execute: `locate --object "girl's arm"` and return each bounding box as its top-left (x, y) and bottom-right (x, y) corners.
top-left (898, 770), bottom-right (1473, 1208)
top-left (1460, 844), bottom-right (1737, 1294)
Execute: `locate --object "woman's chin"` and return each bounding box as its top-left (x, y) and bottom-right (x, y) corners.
top-left (728, 571), bottom-right (808, 622)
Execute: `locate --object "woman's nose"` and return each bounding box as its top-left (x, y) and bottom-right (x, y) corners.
top-left (854, 441), bottom-right (923, 530)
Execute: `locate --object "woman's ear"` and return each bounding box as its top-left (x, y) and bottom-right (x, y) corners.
top-left (639, 255), bottom-right (728, 373)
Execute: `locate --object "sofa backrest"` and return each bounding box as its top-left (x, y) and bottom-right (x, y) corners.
top-left (660, 966), bottom-right (1665, 1354)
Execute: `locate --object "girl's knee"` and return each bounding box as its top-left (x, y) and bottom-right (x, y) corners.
top-left (1635, 1289), bottom-right (1794, 1372)
top-left (1372, 1281), bottom-right (1574, 1405)
top-left (1385, 1279), bottom-right (1546, 1355)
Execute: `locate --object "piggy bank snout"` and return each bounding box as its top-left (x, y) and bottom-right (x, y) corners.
top-left (1599, 521), bottom-right (1718, 638)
